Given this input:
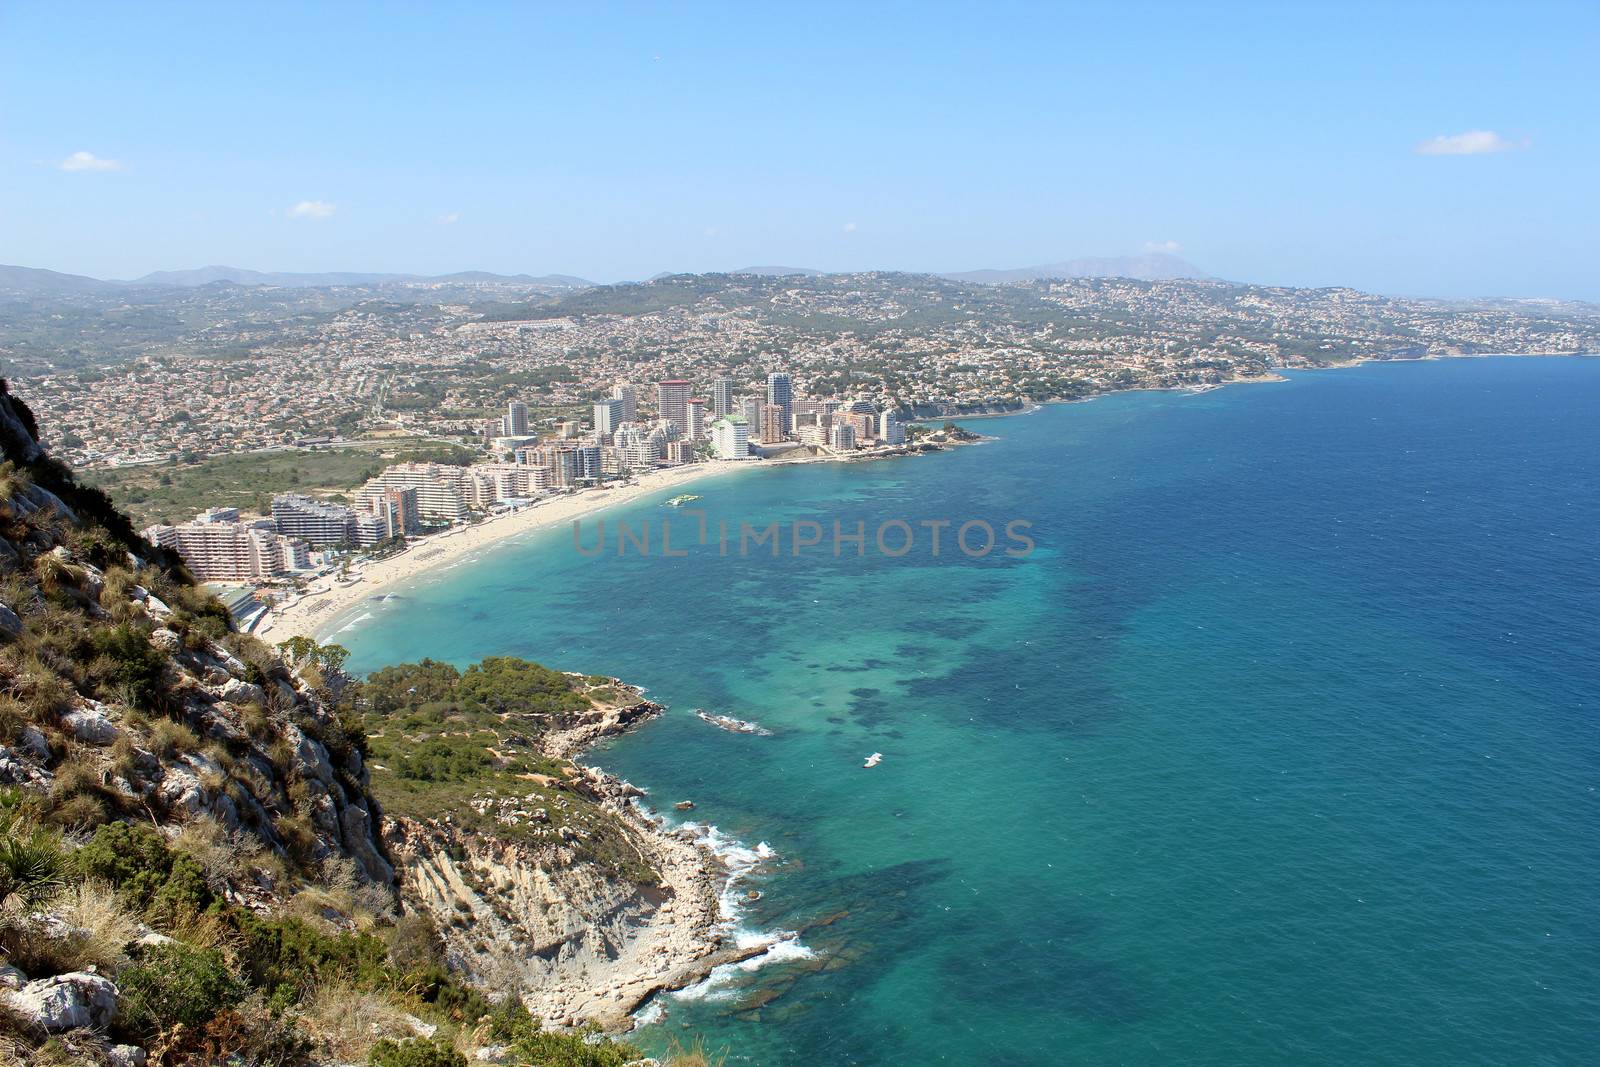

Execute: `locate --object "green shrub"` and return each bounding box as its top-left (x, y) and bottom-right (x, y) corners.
top-left (391, 737), bottom-right (489, 783)
top-left (75, 820), bottom-right (172, 908)
top-left (484, 996), bottom-right (538, 1043)
top-left (368, 1037), bottom-right (466, 1067)
top-left (146, 851), bottom-right (214, 924)
top-left (508, 1025), bottom-right (643, 1067)
top-left (89, 621), bottom-right (167, 707)
top-left (231, 913), bottom-right (392, 1005)
top-left (423, 971), bottom-right (491, 1024)
top-left (115, 942), bottom-right (246, 1037)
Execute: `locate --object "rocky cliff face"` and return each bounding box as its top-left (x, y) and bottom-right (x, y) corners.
top-left (0, 382), bottom-right (424, 1064)
top-left (380, 727), bottom-right (732, 1031)
top-left (0, 380), bottom-right (394, 896)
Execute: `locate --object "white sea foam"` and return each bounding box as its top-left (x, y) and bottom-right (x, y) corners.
top-left (331, 611), bottom-right (374, 635)
top-left (667, 934), bottom-right (814, 1003)
top-left (629, 803), bottom-right (814, 1017)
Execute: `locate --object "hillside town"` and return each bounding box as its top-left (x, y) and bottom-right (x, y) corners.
top-left (16, 273), bottom-right (1600, 471)
top-left (6, 269), bottom-right (1597, 626)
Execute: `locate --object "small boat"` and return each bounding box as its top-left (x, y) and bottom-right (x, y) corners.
top-left (864, 752), bottom-right (883, 768)
top-left (664, 494), bottom-right (702, 507)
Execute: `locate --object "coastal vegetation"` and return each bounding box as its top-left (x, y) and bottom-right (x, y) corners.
top-left (362, 658), bottom-right (661, 884)
top-left (84, 439), bottom-right (477, 528)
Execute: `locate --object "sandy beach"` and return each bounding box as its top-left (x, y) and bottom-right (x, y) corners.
top-left (256, 460), bottom-right (757, 642)
top-left (257, 443), bottom-right (943, 644)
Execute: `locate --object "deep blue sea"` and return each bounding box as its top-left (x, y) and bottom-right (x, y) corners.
top-left (334, 357), bottom-right (1600, 1065)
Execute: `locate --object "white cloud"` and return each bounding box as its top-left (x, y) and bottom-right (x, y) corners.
top-left (1415, 130), bottom-right (1526, 156)
top-left (1144, 239), bottom-right (1182, 254)
top-left (842, 221), bottom-right (858, 234)
top-left (436, 212), bottom-right (461, 225)
top-left (287, 200), bottom-right (336, 220)
top-left (59, 151), bottom-right (121, 172)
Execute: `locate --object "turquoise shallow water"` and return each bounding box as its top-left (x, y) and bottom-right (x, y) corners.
top-left (335, 357), bottom-right (1600, 1065)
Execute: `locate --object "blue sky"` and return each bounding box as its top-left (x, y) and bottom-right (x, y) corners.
top-left (3, 1), bottom-right (1596, 298)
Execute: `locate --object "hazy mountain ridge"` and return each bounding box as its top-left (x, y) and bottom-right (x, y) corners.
top-left (2, 253), bottom-right (1213, 298)
top-left (0, 264), bottom-right (593, 295)
top-left (941, 253), bottom-right (1210, 284)
top-left (0, 265), bottom-right (118, 295)
top-left (123, 266), bottom-right (595, 289)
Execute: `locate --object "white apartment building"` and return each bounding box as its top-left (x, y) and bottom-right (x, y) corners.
top-left (358, 462), bottom-right (468, 523)
top-left (710, 415), bottom-right (752, 460)
top-left (144, 512), bottom-right (307, 582)
top-left (612, 383), bottom-right (637, 422)
top-left (879, 409), bottom-right (906, 445)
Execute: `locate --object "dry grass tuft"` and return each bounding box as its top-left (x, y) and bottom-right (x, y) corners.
top-left (173, 816), bottom-right (263, 890)
top-left (0, 880), bottom-right (138, 976)
top-left (297, 982), bottom-right (423, 1062)
top-left (162, 904), bottom-right (240, 959)
top-left (148, 718), bottom-right (199, 760)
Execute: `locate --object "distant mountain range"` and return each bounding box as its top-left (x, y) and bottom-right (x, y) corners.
top-left (0, 264), bottom-right (116, 295)
top-left (124, 266), bottom-right (595, 289)
top-left (716, 256), bottom-right (1210, 284)
top-left (939, 253), bottom-right (1210, 284)
top-left (0, 264), bottom-right (593, 294)
top-left (0, 254), bottom-right (1209, 298)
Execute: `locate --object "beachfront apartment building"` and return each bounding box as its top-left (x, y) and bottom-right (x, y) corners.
top-left (766, 372), bottom-right (793, 435)
top-left (713, 376), bottom-right (734, 417)
top-left (380, 488), bottom-right (421, 535)
top-left (352, 512), bottom-right (390, 547)
top-left (879, 409), bottom-right (906, 445)
top-left (840, 411), bottom-right (877, 444)
top-left (517, 442), bottom-right (601, 487)
top-left (144, 511), bottom-right (308, 582)
top-left (685, 397), bottom-right (707, 440)
top-left (760, 403), bottom-right (787, 444)
top-left (657, 379), bottom-right (691, 435)
top-left (357, 462), bottom-right (468, 524)
top-left (612, 383), bottom-right (637, 423)
top-left (466, 462), bottom-right (552, 507)
top-left (593, 397), bottom-right (624, 438)
top-left (613, 423), bottom-right (661, 470)
top-left (271, 494), bottom-right (357, 547)
top-left (711, 415), bottom-right (751, 460)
